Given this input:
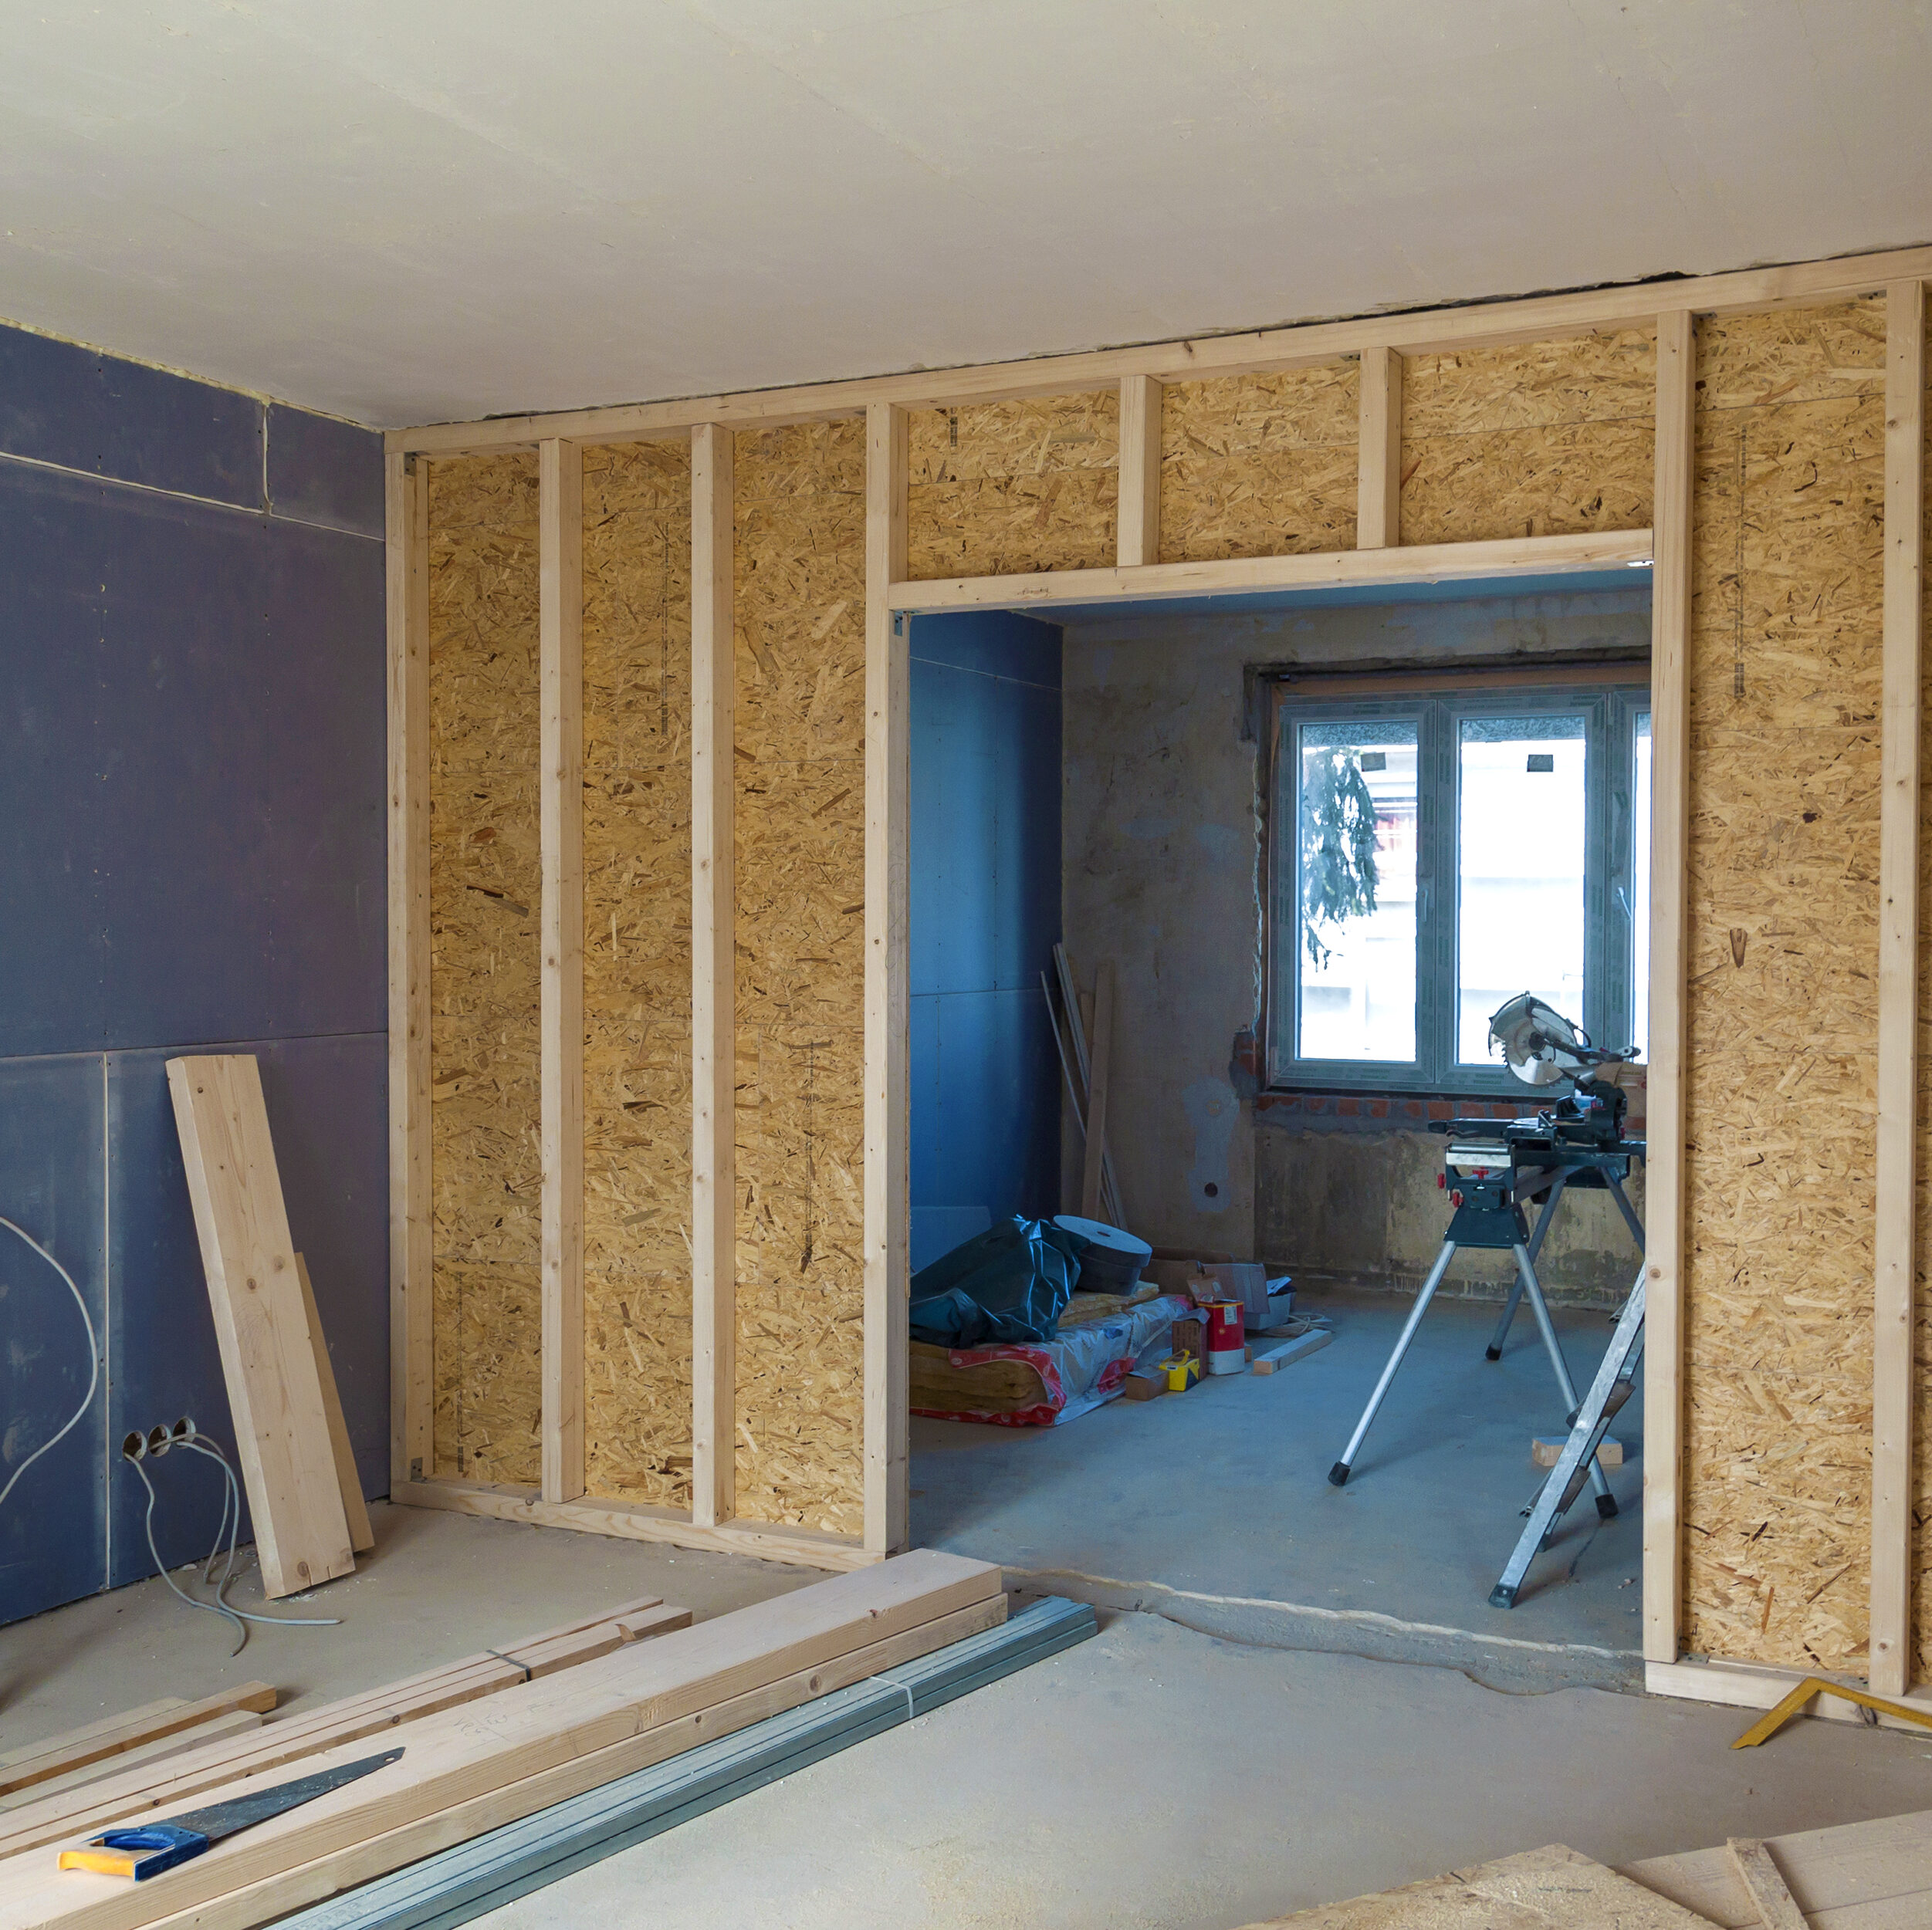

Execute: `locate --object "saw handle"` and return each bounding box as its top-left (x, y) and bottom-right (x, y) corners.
top-left (59, 1824), bottom-right (209, 1881)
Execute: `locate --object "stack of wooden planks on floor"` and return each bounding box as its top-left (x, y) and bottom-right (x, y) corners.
top-left (0, 1686), bottom-right (278, 1810)
top-left (1240, 1806), bottom-right (1932, 1926)
top-left (0, 1594), bottom-right (685, 1861)
top-left (0, 1550), bottom-right (1004, 1930)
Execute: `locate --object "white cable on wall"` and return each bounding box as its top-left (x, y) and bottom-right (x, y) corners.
top-left (0, 1213), bottom-right (98, 1513)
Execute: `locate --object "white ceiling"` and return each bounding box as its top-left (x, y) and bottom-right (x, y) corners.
top-left (1, 1), bottom-right (1927, 428)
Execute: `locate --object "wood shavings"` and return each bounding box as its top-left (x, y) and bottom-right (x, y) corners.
top-left (731, 421), bottom-right (867, 1533)
top-left (1401, 332), bottom-right (1657, 545)
top-left (426, 451), bottom-right (543, 1484)
top-left (1159, 363), bottom-right (1358, 562)
top-left (580, 440), bottom-right (695, 1506)
top-left (1681, 302), bottom-right (1884, 1673)
top-left (906, 392), bottom-right (1118, 580)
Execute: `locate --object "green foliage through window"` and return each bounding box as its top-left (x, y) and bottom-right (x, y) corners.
top-left (1298, 748), bottom-right (1381, 967)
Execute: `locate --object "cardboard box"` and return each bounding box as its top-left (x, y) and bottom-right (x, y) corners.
top-left (1145, 1259), bottom-right (1272, 1323)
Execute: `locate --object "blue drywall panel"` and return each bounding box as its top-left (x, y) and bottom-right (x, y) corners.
top-left (267, 407), bottom-right (385, 540)
top-left (0, 462), bottom-right (110, 1058)
top-left (105, 1033), bottom-right (387, 1590)
top-left (0, 323), bottom-right (262, 508)
top-left (0, 476), bottom-right (385, 1061)
top-left (0, 1053), bottom-right (107, 1627)
top-left (912, 610), bottom-right (1061, 687)
top-left (914, 661), bottom-right (999, 997)
top-left (993, 674), bottom-right (1063, 994)
top-left (94, 496), bottom-right (386, 1053)
top-left (908, 609), bottom-right (1064, 1273)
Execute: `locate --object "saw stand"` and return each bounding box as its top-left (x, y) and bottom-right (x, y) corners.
top-left (1326, 1115), bottom-right (1646, 1516)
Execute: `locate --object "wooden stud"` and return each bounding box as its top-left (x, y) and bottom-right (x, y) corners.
top-left (1723, 1839), bottom-right (1809, 1930)
top-left (1871, 278), bottom-right (1925, 1699)
top-left (539, 437), bottom-right (585, 1506)
top-left (295, 1253), bottom-right (376, 1553)
top-left (1643, 309), bottom-right (1694, 1669)
top-left (167, 1055), bottom-right (355, 1599)
top-left (690, 423), bottom-right (736, 1530)
top-left (1079, 962), bottom-right (1115, 1219)
top-left (392, 243), bottom-right (1932, 457)
top-left (885, 527), bottom-right (1653, 613)
top-left (1356, 347), bottom-right (1402, 549)
top-left (864, 401), bottom-right (910, 1559)
top-left (384, 451), bottom-right (431, 1492)
top-left (1116, 375), bottom-right (1162, 568)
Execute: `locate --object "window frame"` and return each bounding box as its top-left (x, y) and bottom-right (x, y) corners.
top-left (1265, 666), bottom-right (1651, 1097)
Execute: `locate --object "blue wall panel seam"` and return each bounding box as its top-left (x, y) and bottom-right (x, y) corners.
top-left (100, 1051), bottom-right (111, 1593)
top-left (0, 446), bottom-right (382, 540)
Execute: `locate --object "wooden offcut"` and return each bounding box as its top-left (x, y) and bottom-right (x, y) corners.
top-left (166, 1056), bottom-right (354, 1600)
top-left (1237, 1843), bottom-right (1711, 1928)
top-left (293, 1255), bottom-right (374, 1554)
top-left (1079, 961), bottom-right (1116, 1220)
top-left (427, 451), bottom-right (544, 1488)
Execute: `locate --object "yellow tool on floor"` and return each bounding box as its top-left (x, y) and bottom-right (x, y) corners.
top-left (1733, 1676), bottom-right (1932, 1748)
top-left (1162, 1352), bottom-right (1200, 1393)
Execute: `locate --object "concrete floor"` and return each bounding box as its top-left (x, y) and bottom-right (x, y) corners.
top-left (0, 1502), bottom-right (807, 1754)
top-left (2, 1480), bottom-right (1927, 1928)
top-left (470, 1611), bottom-right (1932, 1930)
top-left (912, 1287), bottom-right (1646, 1691)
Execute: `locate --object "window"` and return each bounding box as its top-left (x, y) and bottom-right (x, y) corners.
top-left (1269, 671), bottom-right (1649, 1093)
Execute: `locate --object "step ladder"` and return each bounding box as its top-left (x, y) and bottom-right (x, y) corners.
top-left (1490, 1268), bottom-right (1646, 1609)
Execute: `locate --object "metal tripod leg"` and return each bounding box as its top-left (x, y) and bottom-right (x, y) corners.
top-left (1511, 1242), bottom-right (1616, 1512)
top-left (1328, 1239), bottom-right (1458, 1487)
top-left (1491, 1269), bottom-right (1646, 1607)
top-left (1484, 1173), bottom-right (1569, 1361)
top-left (1605, 1173), bottom-right (1646, 1253)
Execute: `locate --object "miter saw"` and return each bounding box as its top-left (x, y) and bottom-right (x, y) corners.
top-left (1327, 995), bottom-right (1647, 1578)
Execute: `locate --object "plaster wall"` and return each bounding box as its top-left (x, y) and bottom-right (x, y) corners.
top-left (1060, 584), bottom-right (1650, 1293)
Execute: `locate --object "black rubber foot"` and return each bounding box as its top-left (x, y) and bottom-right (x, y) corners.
top-left (1596, 1493), bottom-right (1619, 1519)
top-left (1484, 1346), bottom-right (1501, 1361)
top-left (1328, 1462), bottom-right (1351, 1488)
top-left (1489, 1584), bottom-right (1518, 1609)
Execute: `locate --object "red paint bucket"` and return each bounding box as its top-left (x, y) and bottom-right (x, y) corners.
top-left (1204, 1299), bottom-right (1246, 1375)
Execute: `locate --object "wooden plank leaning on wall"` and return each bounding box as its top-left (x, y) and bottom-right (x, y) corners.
top-left (1642, 309), bottom-right (1694, 1672)
top-left (1870, 279), bottom-right (1926, 1698)
top-left (864, 401), bottom-right (910, 1557)
top-left (690, 423), bottom-right (736, 1531)
top-left (539, 438), bottom-right (586, 1505)
top-left (386, 451), bottom-right (432, 1491)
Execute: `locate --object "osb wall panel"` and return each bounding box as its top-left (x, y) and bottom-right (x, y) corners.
top-left (1911, 289), bottom-right (1932, 1671)
top-left (1401, 329), bottom-right (1656, 545)
top-left (732, 421), bottom-right (867, 1532)
top-left (1681, 298), bottom-right (1886, 1673)
top-left (580, 441), bottom-right (694, 1506)
top-left (1159, 363), bottom-right (1358, 562)
top-left (906, 392), bottom-right (1117, 580)
top-left (427, 451), bottom-right (543, 1485)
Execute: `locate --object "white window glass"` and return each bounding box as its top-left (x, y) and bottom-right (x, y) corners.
top-left (1630, 711), bottom-right (1651, 1060)
top-left (1457, 715), bottom-right (1587, 1062)
top-left (1297, 722), bottom-right (1418, 1061)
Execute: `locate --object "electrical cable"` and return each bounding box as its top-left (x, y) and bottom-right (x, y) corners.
top-left (0, 1214), bottom-right (99, 1514)
top-left (118, 1431), bottom-right (340, 1655)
